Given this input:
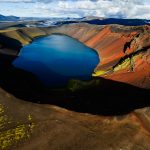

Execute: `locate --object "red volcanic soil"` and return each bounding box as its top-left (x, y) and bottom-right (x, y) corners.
top-left (48, 24), bottom-right (150, 88)
top-left (0, 23), bottom-right (149, 88)
top-left (105, 49), bottom-right (150, 89)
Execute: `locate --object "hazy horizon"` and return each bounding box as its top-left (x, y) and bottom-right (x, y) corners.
top-left (1, 14), bottom-right (150, 20)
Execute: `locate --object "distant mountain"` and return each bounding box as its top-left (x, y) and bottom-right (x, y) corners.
top-left (0, 14), bottom-right (150, 26)
top-left (82, 18), bottom-right (150, 26)
top-left (55, 17), bottom-right (150, 26)
top-left (0, 14), bottom-right (20, 21)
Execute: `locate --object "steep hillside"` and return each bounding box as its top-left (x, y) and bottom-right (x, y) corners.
top-left (1, 23), bottom-right (149, 88)
top-left (0, 87), bottom-right (149, 150)
top-left (44, 24), bottom-right (150, 89)
top-left (0, 23), bottom-right (150, 150)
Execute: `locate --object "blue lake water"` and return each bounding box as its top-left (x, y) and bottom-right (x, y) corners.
top-left (13, 34), bottom-right (99, 87)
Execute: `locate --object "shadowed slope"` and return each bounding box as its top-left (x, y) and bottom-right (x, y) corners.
top-left (0, 53), bottom-right (149, 116)
top-left (0, 85), bottom-right (149, 150)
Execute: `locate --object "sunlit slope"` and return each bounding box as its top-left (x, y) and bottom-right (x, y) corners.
top-left (0, 23), bottom-right (150, 88)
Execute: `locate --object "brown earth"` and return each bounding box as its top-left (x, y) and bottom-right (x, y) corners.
top-left (0, 87), bottom-right (150, 150)
top-left (0, 23), bottom-right (150, 149)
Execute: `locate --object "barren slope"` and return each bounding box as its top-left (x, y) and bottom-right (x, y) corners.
top-left (0, 23), bottom-right (150, 150)
top-left (0, 23), bottom-right (149, 88)
top-left (0, 87), bottom-right (149, 150)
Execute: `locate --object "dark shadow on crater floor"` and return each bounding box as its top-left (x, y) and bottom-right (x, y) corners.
top-left (0, 53), bottom-right (150, 116)
top-left (0, 34), bottom-right (22, 51)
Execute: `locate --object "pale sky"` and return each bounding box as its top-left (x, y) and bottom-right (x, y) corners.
top-left (0, 0), bottom-right (150, 19)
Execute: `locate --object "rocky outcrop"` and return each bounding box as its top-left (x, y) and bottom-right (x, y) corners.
top-left (106, 48), bottom-right (150, 89)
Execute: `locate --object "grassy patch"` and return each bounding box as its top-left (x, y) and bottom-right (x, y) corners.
top-left (67, 79), bottom-right (100, 92)
top-left (92, 70), bottom-right (107, 77)
top-left (0, 104), bottom-right (35, 149)
top-left (114, 58), bottom-right (131, 72)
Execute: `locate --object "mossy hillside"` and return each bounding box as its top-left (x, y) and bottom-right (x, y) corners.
top-left (0, 104), bottom-right (7, 131)
top-left (0, 27), bottom-right (47, 47)
top-left (92, 70), bottom-right (106, 77)
top-left (2, 30), bottom-right (31, 46)
top-left (113, 52), bottom-right (142, 72)
top-left (0, 123), bottom-right (34, 150)
top-left (0, 104), bottom-right (35, 150)
top-left (67, 79), bottom-right (101, 92)
top-left (113, 58), bottom-right (131, 72)
top-left (19, 28), bottom-right (47, 39)
top-left (0, 28), bottom-right (19, 33)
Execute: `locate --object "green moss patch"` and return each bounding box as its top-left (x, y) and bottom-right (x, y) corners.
top-left (0, 104), bottom-right (35, 149)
